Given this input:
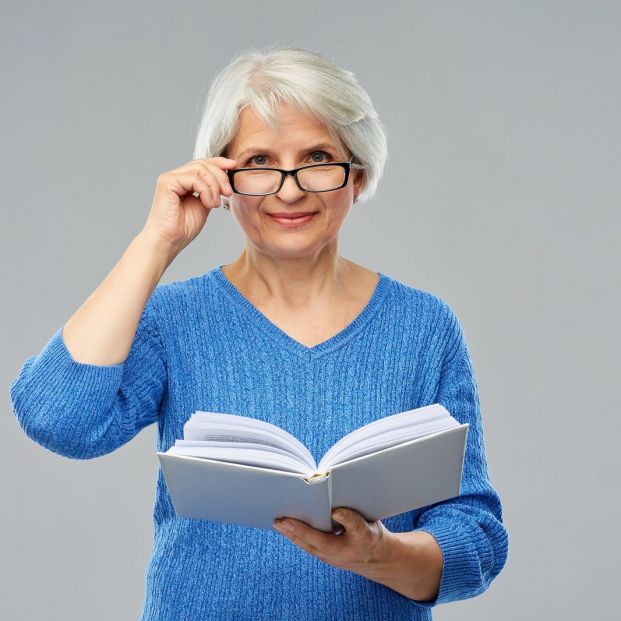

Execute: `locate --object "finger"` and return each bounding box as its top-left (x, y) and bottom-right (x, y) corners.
top-left (190, 161), bottom-right (234, 198)
top-left (171, 158), bottom-right (237, 192)
top-left (275, 518), bottom-right (339, 553)
top-left (194, 168), bottom-right (225, 204)
top-left (200, 162), bottom-right (235, 196)
top-left (277, 524), bottom-right (318, 550)
top-left (190, 188), bottom-right (220, 207)
top-left (331, 508), bottom-right (370, 538)
top-left (193, 170), bottom-right (220, 207)
top-left (165, 171), bottom-right (220, 209)
top-left (275, 525), bottom-right (322, 557)
top-left (210, 156), bottom-right (239, 166)
top-left (186, 156), bottom-right (238, 169)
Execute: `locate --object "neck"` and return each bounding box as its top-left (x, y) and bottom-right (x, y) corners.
top-left (222, 243), bottom-right (353, 307)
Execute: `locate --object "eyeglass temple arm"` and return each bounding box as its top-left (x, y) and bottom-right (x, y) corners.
top-left (348, 155), bottom-right (366, 168)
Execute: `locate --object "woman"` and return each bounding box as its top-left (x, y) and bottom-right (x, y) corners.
top-left (10, 46), bottom-right (508, 620)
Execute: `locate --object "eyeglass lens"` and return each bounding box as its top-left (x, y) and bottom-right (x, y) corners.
top-left (233, 164), bottom-right (346, 195)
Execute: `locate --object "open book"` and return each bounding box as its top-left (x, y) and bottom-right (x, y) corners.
top-left (157, 403), bottom-right (469, 533)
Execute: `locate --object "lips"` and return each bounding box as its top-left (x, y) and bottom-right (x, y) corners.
top-left (267, 211), bottom-right (318, 227)
top-left (268, 212), bottom-right (318, 218)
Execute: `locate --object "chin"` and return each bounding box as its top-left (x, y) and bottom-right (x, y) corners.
top-left (259, 238), bottom-right (323, 258)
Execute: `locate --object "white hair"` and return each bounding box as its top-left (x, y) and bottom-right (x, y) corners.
top-left (192, 45), bottom-right (388, 204)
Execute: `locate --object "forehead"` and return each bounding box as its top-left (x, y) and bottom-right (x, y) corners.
top-left (228, 101), bottom-right (340, 152)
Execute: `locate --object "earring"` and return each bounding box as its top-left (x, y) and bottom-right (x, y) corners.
top-left (222, 197), bottom-right (230, 210)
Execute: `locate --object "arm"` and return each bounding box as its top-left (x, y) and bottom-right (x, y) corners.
top-left (406, 306), bottom-right (510, 607)
top-left (62, 229), bottom-right (175, 366)
top-left (8, 230), bottom-right (176, 459)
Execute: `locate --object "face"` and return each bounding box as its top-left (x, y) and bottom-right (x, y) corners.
top-left (224, 101), bottom-right (364, 260)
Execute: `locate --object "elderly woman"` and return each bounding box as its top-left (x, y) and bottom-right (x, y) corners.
top-left (10, 46), bottom-right (508, 620)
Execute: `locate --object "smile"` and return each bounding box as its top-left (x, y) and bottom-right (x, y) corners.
top-left (267, 212), bottom-right (318, 227)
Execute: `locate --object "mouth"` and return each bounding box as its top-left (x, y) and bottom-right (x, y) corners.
top-left (267, 211), bottom-right (318, 227)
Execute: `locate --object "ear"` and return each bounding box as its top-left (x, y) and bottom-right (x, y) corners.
top-left (353, 168), bottom-right (364, 203)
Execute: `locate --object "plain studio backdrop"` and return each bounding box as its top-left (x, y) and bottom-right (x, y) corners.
top-left (1, 1), bottom-right (618, 619)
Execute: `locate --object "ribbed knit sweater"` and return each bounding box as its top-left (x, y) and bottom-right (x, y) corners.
top-left (9, 265), bottom-right (509, 620)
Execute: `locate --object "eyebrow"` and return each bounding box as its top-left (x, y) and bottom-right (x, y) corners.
top-left (235, 143), bottom-right (340, 161)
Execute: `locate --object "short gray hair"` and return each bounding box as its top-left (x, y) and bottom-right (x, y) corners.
top-left (192, 45), bottom-right (388, 204)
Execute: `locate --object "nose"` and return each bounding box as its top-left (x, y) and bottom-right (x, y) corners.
top-left (276, 172), bottom-right (306, 203)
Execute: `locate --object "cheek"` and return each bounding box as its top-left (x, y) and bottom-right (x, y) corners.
top-left (325, 195), bottom-right (353, 225)
top-left (230, 199), bottom-right (263, 231)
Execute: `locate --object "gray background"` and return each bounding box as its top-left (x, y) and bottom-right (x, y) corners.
top-left (2, 1), bottom-right (618, 619)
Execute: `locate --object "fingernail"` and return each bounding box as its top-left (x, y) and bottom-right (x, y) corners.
top-left (274, 520), bottom-right (293, 532)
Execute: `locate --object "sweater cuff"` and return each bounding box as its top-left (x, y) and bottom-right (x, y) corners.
top-left (47, 324), bottom-right (124, 383)
top-left (11, 326), bottom-right (125, 418)
top-left (410, 520), bottom-right (478, 608)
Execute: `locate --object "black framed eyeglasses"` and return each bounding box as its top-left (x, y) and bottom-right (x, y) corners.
top-left (226, 155), bottom-right (365, 196)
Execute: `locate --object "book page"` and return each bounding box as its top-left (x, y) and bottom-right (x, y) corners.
top-left (183, 411), bottom-right (316, 469)
top-left (166, 443), bottom-right (310, 474)
top-left (320, 421), bottom-right (460, 469)
top-left (175, 439), bottom-right (302, 462)
top-left (318, 403), bottom-right (456, 470)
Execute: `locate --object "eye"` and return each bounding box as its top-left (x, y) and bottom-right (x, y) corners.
top-left (309, 150), bottom-right (331, 163)
top-left (245, 154), bottom-right (269, 166)
top-left (243, 150), bottom-right (333, 167)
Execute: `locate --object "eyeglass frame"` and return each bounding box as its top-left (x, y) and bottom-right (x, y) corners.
top-left (225, 155), bottom-right (366, 196)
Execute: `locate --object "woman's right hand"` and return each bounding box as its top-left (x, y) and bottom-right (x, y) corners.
top-left (141, 156), bottom-right (239, 254)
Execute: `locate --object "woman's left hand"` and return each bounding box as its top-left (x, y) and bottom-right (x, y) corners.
top-left (273, 507), bottom-right (395, 579)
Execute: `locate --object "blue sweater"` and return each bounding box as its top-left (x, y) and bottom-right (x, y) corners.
top-left (9, 265), bottom-right (509, 620)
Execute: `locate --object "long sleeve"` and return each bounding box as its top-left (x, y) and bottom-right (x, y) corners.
top-left (410, 307), bottom-right (509, 608)
top-left (9, 296), bottom-right (167, 460)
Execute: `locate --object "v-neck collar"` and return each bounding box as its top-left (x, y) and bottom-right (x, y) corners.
top-left (211, 264), bottom-right (392, 359)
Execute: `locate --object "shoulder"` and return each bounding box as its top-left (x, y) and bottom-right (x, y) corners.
top-left (382, 273), bottom-right (464, 358)
top-left (145, 269), bottom-right (218, 320)
top-left (384, 273), bottom-right (458, 327)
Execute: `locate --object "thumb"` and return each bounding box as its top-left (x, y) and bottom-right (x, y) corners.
top-left (331, 508), bottom-right (367, 535)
